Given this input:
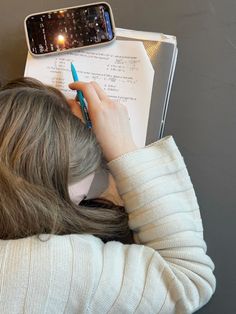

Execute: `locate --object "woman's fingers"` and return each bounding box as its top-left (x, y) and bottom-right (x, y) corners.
top-left (68, 82), bottom-right (101, 109)
top-left (89, 81), bottom-right (110, 101)
top-left (69, 81), bottom-right (110, 103)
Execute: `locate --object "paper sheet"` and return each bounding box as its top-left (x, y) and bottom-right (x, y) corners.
top-left (24, 40), bottom-right (154, 147)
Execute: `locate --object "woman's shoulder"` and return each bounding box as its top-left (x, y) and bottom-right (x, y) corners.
top-left (0, 233), bottom-right (106, 258)
top-left (0, 234), bottom-right (115, 311)
top-left (0, 233), bottom-right (103, 246)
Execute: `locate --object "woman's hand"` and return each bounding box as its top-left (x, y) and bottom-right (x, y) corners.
top-left (68, 81), bottom-right (138, 162)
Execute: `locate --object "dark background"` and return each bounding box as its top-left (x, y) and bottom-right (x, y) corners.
top-left (0, 1), bottom-right (235, 313)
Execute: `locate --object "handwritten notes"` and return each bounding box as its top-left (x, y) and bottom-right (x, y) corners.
top-left (24, 40), bottom-right (154, 147)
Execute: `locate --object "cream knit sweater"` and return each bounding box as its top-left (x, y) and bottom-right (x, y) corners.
top-left (0, 136), bottom-right (216, 314)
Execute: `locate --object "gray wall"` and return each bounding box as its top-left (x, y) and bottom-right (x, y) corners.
top-left (0, 1), bottom-right (235, 313)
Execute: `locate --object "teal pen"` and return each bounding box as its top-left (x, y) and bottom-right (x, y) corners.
top-left (70, 62), bottom-right (92, 128)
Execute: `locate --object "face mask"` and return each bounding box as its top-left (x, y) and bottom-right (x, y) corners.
top-left (68, 172), bottom-right (95, 204)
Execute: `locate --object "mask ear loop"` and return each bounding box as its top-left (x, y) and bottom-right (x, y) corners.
top-left (75, 195), bottom-right (87, 206)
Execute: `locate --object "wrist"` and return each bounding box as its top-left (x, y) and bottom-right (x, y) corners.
top-left (107, 142), bottom-right (138, 162)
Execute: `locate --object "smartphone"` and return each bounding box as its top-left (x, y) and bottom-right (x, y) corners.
top-left (24, 2), bottom-right (116, 57)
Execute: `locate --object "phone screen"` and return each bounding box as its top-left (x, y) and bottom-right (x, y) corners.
top-left (25, 3), bottom-right (115, 55)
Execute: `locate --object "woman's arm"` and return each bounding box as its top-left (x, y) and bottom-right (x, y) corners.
top-left (105, 135), bottom-right (216, 313)
top-left (79, 136), bottom-right (215, 313)
top-left (68, 82), bottom-right (216, 313)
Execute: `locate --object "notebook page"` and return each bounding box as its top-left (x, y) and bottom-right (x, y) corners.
top-left (24, 40), bottom-right (154, 147)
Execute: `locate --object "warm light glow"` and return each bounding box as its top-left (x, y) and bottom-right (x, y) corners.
top-left (57, 34), bottom-right (65, 44)
top-left (59, 10), bottom-right (64, 13)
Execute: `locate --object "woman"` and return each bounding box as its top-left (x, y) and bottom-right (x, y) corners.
top-left (0, 77), bottom-right (215, 313)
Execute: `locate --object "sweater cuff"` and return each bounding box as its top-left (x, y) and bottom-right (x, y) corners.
top-left (107, 136), bottom-right (183, 179)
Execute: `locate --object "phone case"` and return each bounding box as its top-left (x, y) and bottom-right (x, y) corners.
top-left (24, 2), bottom-right (116, 57)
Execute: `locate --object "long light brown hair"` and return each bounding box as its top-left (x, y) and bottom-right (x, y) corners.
top-left (0, 77), bottom-right (133, 243)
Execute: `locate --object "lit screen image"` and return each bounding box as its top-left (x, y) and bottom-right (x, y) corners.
top-left (26, 4), bottom-right (115, 55)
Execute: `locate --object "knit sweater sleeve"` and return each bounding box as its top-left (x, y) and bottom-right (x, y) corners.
top-left (87, 136), bottom-right (216, 314)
